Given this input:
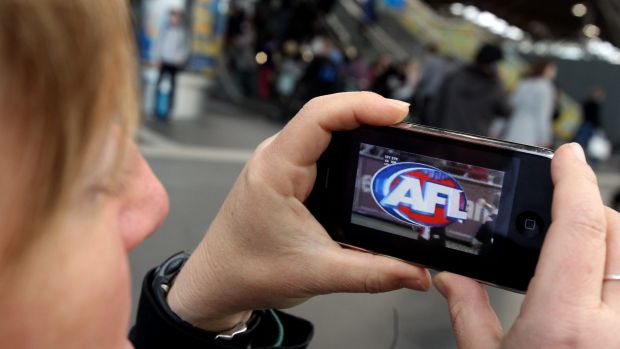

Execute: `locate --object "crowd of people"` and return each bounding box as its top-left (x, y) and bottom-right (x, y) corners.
top-left (224, 1), bottom-right (607, 151)
top-left (224, 0), bottom-right (424, 121)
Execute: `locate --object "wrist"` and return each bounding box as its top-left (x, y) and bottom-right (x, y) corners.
top-left (165, 247), bottom-right (254, 332)
top-left (167, 285), bottom-right (253, 332)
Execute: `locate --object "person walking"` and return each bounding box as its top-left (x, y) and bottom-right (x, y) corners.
top-left (574, 86), bottom-right (606, 149)
top-left (154, 9), bottom-right (190, 121)
top-left (503, 59), bottom-right (557, 147)
top-left (428, 44), bottom-right (512, 137)
top-left (414, 44), bottom-right (449, 124)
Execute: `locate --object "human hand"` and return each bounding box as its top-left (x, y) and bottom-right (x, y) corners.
top-left (168, 92), bottom-right (431, 331)
top-left (434, 143), bottom-right (620, 348)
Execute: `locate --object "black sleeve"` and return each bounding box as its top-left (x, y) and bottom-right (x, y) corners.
top-left (129, 269), bottom-right (314, 349)
top-left (493, 88), bottom-right (513, 118)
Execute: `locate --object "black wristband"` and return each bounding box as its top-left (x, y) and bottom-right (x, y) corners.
top-left (129, 252), bottom-right (314, 349)
top-left (152, 252), bottom-right (265, 341)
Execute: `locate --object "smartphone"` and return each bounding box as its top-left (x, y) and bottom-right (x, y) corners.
top-left (307, 123), bottom-right (554, 292)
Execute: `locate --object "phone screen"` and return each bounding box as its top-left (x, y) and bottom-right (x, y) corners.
top-left (351, 143), bottom-right (508, 256)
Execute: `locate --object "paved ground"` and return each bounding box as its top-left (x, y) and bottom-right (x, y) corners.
top-left (130, 99), bottom-right (619, 349)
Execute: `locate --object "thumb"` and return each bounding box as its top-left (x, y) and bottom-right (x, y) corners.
top-left (434, 272), bottom-right (503, 349)
top-left (320, 248), bottom-right (431, 293)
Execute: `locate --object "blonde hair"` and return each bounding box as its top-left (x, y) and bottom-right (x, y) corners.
top-left (0, 0), bottom-right (139, 256)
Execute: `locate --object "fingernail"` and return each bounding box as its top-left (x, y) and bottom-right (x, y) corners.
top-left (569, 142), bottom-right (586, 162)
top-left (387, 98), bottom-right (410, 110)
top-left (402, 278), bottom-right (428, 291)
top-left (418, 279), bottom-right (430, 291)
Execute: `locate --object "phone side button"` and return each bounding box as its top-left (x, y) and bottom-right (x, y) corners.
top-left (325, 168), bottom-right (330, 188)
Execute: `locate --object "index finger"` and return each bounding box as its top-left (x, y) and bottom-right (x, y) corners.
top-left (271, 92), bottom-right (410, 167)
top-left (528, 143), bottom-right (607, 308)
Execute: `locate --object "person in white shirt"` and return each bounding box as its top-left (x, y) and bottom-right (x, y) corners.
top-left (503, 59), bottom-right (557, 147)
top-left (155, 9), bottom-right (190, 120)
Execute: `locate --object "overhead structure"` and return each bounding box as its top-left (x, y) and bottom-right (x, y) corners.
top-left (593, 0), bottom-right (620, 47)
top-left (424, 0), bottom-right (615, 43)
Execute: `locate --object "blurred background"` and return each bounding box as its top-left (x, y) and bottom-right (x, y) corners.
top-left (129, 0), bottom-right (620, 347)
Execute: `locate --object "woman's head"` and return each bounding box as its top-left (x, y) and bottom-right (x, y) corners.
top-left (526, 58), bottom-right (557, 80)
top-left (0, 1), bottom-right (169, 347)
top-left (0, 0), bottom-right (138, 250)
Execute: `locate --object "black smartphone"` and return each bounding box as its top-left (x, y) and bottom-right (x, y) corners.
top-left (307, 123), bottom-right (554, 292)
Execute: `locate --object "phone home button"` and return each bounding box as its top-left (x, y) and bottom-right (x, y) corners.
top-left (516, 212), bottom-right (543, 238)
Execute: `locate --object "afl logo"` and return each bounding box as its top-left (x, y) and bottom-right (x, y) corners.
top-left (371, 162), bottom-right (468, 227)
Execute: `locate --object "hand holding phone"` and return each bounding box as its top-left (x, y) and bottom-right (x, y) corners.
top-left (167, 93), bottom-right (431, 331)
top-left (308, 123), bottom-right (554, 292)
top-left (434, 143), bottom-right (620, 349)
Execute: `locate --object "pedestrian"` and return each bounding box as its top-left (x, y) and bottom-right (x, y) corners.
top-left (343, 46), bottom-right (372, 91)
top-left (275, 41), bottom-right (304, 100)
top-left (362, 0), bottom-right (378, 25)
top-left (297, 38), bottom-right (342, 101)
top-left (371, 61), bottom-right (406, 98)
top-left (503, 59), bottom-right (557, 147)
top-left (428, 44), bottom-right (512, 137)
top-left (230, 21), bottom-right (257, 97)
top-left (154, 9), bottom-right (190, 121)
top-left (573, 86), bottom-right (606, 150)
top-left (413, 44), bottom-right (450, 124)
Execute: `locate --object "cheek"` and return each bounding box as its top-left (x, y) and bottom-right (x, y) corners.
top-left (0, 217), bottom-right (132, 349)
top-left (75, 240), bottom-right (133, 349)
top-left (63, 223), bottom-right (134, 349)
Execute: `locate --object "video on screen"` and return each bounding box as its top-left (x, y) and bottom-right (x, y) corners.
top-left (351, 143), bottom-right (506, 256)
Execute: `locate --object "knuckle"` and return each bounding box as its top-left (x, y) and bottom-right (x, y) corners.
top-left (254, 135), bottom-right (275, 154)
top-left (489, 323), bottom-right (504, 344)
top-left (448, 298), bottom-right (467, 325)
top-left (606, 207), bottom-right (620, 227)
top-left (357, 90), bottom-right (381, 99)
top-left (540, 326), bottom-right (581, 348)
top-left (567, 208), bottom-right (606, 241)
top-left (578, 166), bottom-right (599, 187)
top-left (447, 299), bottom-right (474, 339)
top-left (363, 267), bottom-right (383, 293)
top-left (243, 156), bottom-right (270, 190)
top-left (301, 96), bottom-right (324, 112)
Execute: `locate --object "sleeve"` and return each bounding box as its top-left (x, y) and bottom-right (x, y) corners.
top-left (536, 83), bottom-right (554, 146)
top-left (493, 87), bottom-right (513, 118)
top-left (153, 28), bottom-right (165, 63)
top-left (176, 29), bottom-right (191, 65)
top-left (129, 268), bottom-right (314, 349)
top-left (426, 72), bottom-right (453, 127)
top-left (531, 81), bottom-right (555, 146)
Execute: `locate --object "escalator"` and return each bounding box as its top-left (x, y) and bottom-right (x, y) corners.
top-left (212, 0), bottom-right (431, 118)
top-left (324, 0), bottom-right (425, 61)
